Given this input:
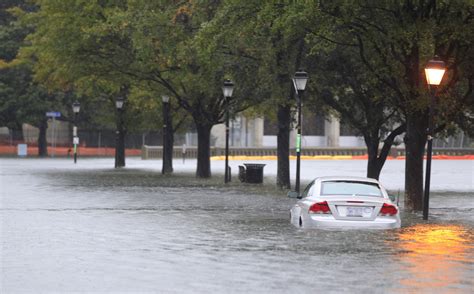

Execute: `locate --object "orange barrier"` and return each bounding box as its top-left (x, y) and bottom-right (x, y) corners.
top-left (432, 154), bottom-right (474, 160)
top-left (0, 145), bottom-right (141, 157)
top-left (352, 155), bottom-right (369, 160)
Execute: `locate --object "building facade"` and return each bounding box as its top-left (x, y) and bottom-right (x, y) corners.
top-left (210, 114), bottom-right (366, 148)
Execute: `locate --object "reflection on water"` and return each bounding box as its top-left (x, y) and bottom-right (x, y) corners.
top-left (392, 224), bottom-right (473, 292)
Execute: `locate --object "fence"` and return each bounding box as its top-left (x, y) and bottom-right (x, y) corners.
top-left (1, 125), bottom-right (473, 158)
top-left (0, 125), bottom-right (193, 147)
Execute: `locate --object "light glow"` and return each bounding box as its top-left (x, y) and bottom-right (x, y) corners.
top-left (425, 57), bottom-right (446, 86)
top-left (222, 79), bottom-right (234, 98)
top-left (72, 101), bottom-right (81, 113)
top-left (115, 97), bottom-right (124, 109)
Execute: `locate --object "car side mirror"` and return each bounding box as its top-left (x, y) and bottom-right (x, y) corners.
top-left (388, 194), bottom-right (396, 202)
top-left (287, 191), bottom-right (300, 199)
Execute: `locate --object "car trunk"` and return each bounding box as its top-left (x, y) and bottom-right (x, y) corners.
top-left (325, 196), bottom-right (388, 221)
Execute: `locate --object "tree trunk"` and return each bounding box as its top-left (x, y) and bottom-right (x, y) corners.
top-left (38, 118), bottom-right (48, 157)
top-left (10, 122), bottom-right (24, 142)
top-left (115, 109), bottom-right (126, 168)
top-left (276, 37), bottom-right (304, 189)
top-left (196, 122), bottom-right (212, 178)
top-left (404, 113), bottom-right (427, 211)
top-left (162, 101), bottom-right (174, 174)
top-left (366, 142), bottom-right (383, 180)
top-left (365, 124), bottom-right (406, 180)
top-left (277, 103), bottom-right (291, 189)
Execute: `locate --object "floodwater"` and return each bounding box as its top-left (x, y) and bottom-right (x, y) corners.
top-left (1, 158), bottom-right (473, 293)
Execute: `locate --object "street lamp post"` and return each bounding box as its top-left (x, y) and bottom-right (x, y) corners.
top-left (423, 56), bottom-right (446, 220)
top-left (293, 70), bottom-right (308, 195)
top-left (162, 95), bottom-right (173, 174)
top-left (222, 79), bottom-right (234, 183)
top-left (72, 101), bottom-right (80, 164)
top-left (115, 96), bottom-right (125, 168)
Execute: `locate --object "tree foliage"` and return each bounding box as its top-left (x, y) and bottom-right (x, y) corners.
top-left (0, 0), bottom-right (69, 155)
top-left (307, 0), bottom-right (473, 210)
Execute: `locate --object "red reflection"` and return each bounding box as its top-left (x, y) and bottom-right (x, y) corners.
top-left (393, 224), bottom-right (473, 291)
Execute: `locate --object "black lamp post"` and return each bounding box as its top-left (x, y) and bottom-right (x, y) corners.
top-left (293, 70), bottom-right (308, 195)
top-left (72, 101), bottom-right (80, 164)
top-left (423, 56), bottom-right (446, 220)
top-left (115, 96), bottom-right (125, 168)
top-left (222, 79), bottom-right (234, 183)
top-left (162, 95), bottom-right (173, 174)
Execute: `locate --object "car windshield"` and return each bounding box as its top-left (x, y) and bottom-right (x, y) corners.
top-left (321, 181), bottom-right (383, 197)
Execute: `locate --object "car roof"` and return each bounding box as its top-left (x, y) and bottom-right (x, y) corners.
top-left (315, 176), bottom-right (381, 184)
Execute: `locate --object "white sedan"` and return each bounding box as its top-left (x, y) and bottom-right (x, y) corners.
top-left (289, 176), bottom-right (401, 229)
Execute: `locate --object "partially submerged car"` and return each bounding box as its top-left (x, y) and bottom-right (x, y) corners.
top-left (289, 176), bottom-right (401, 229)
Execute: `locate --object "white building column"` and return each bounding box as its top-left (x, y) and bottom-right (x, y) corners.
top-left (211, 123), bottom-right (226, 148)
top-left (325, 115), bottom-right (340, 147)
top-left (253, 117), bottom-right (264, 147)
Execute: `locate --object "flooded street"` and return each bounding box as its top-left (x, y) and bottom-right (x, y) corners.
top-left (1, 158), bottom-right (473, 293)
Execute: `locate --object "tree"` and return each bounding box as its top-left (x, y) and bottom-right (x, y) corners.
top-left (128, 84), bottom-right (190, 174)
top-left (310, 1), bottom-right (473, 211)
top-left (1, 0), bottom-right (71, 156)
top-left (198, 1), bottom-right (312, 187)
top-left (22, 0), bottom-right (142, 163)
top-left (309, 47), bottom-right (406, 180)
top-left (129, 1), bottom-right (264, 177)
top-left (0, 0), bottom-right (32, 141)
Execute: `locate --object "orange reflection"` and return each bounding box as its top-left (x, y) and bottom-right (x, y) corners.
top-left (392, 224), bottom-right (473, 292)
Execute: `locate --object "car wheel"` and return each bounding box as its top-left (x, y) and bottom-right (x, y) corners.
top-left (299, 217), bottom-right (303, 228)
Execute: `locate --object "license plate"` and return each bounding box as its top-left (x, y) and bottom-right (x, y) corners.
top-left (342, 206), bottom-right (373, 217)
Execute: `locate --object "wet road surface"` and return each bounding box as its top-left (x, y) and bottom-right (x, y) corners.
top-left (1, 158), bottom-right (473, 293)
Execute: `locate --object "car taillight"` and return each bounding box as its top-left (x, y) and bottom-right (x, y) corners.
top-left (379, 203), bottom-right (398, 216)
top-left (309, 201), bottom-right (331, 214)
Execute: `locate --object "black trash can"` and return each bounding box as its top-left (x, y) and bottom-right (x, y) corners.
top-left (238, 165), bottom-right (246, 182)
top-left (243, 163), bottom-right (266, 183)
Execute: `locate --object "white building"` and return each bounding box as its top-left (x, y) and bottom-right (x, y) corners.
top-left (210, 114), bottom-right (366, 148)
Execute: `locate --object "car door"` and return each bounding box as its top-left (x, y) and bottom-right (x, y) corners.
top-left (291, 181), bottom-right (315, 225)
